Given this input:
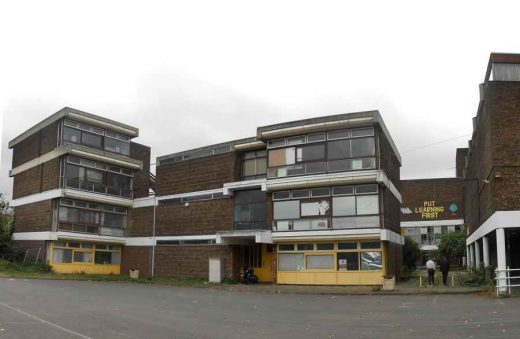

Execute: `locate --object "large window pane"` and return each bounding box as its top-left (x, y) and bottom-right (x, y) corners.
top-left (243, 159), bottom-right (256, 177)
top-left (102, 213), bottom-right (126, 228)
top-left (306, 255), bottom-right (334, 269)
top-left (95, 251), bottom-right (121, 265)
top-left (279, 253), bottom-right (304, 271)
top-left (256, 158), bottom-right (267, 175)
top-left (332, 196), bottom-right (356, 216)
top-left (73, 251), bottom-right (93, 263)
top-left (356, 195), bottom-right (379, 215)
top-left (53, 248), bottom-right (72, 263)
top-left (360, 251), bottom-right (382, 270)
top-left (104, 137), bottom-right (130, 155)
top-left (327, 140), bottom-right (350, 160)
top-left (81, 132), bottom-right (102, 148)
top-left (296, 144), bottom-right (325, 162)
top-left (351, 138), bottom-right (375, 157)
top-left (107, 173), bottom-right (132, 197)
top-left (59, 206), bottom-right (78, 223)
top-left (268, 148), bottom-right (295, 167)
top-left (301, 200), bottom-right (330, 216)
top-left (63, 127), bottom-right (81, 144)
top-left (333, 216), bottom-right (380, 229)
top-left (337, 252), bottom-right (359, 271)
top-left (273, 201), bottom-right (300, 219)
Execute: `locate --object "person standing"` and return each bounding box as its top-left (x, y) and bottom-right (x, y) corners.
top-left (426, 258), bottom-right (436, 286)
top-left (439, 257), bottom-right (450, 286)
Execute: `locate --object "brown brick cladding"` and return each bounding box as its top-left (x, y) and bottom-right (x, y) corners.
top-left (155, 152), bottom-right (239, 195)
top-left (12, 158), bottom-right (60, 199)
top-left (12, 122), bottom-right (58, 168)
top-left (377, 126), bottom-right (400, 188)
top-left (385, 242), bottom-right (402, 276)
top-left (126, 206), bottom-right (154, 237)
top-left (382, 187), bottom-right (400, 234)
top-left (130, 142), bottom-right (151, 198)
top-left (14, 240), bottom-right (47, 264)
top-left (155, 198), bottom-right (233, 236)
top-left (121, 246), bottom-right (152, 277)
top-left (401, 178), bottom-right (464, 223)
top-left (465, 82), bottom-right (520, 234)
top-left (154, 245), bottom-right (234, 279)
top-left (13, 200), bottom-right (54, 232)
top-left (456, 148), bottom-right (468, 178)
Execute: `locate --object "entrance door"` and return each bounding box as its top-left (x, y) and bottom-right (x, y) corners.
top-left (254, 244), bottom-right (273, 282)
top-left (237, 244), bottom-right (273, 283)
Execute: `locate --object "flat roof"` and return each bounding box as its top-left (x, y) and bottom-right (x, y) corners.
top-left (8, 107), bottom-right (139, 149)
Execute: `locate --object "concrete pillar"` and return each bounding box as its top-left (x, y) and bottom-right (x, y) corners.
top-left (466, 245), bottom-right (470, 267)
top-left (496, 228), bottom-right (507, 293)
top-left (482, 236), bottom-right (490, 267)
top-left (475, 240), bottom-right (481, 268)
top-left (469, 243), bottom-right (475, 268)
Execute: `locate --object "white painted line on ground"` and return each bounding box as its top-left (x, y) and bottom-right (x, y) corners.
top-left (0, 302), bottom-right (92, 339)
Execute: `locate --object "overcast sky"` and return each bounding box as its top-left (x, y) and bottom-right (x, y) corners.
top-left (1, 0), bottom-right (519, 200)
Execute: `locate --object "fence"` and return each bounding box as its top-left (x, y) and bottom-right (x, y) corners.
top-left (495, 267), bottom-right (520, 296)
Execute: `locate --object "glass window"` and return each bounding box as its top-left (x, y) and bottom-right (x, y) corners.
top-left (273, 191), bottom-right (290, 200)
top-left (306, 255), bottom-right (334, 269)
top-left (332, 186), bottom-right (354, 196)
top-left (273, 201), bottom-right (300, 219)
top-left (301, 200), bottom-right (330, 216)
top-left (351, 128), bottom-right (374, 137)
top-left (278, 244), bottom-right (294, 251)
top-left (279, 253), bottom-right (304, 271)
top-left (338, 242), bottom-right (357, 250)
top-left (102, 213), bottom-right (126, 228)
top-left (327, 140), bottom-right (350, 160)
top-left (360, 252), bottom-right (382, 270)
top-left (332, 196), bottom-right (356, 216)
top-left (268, 139), bottom-right (286, 148)
top-left (296, 144), bottom-right (325, 162)
top-left (316, 243), bottom-right (334, 250)
top-left (310, 219), bottom-right (329, 230)
top-left (81, 243), bottom-right (94, 249)
top-left (234, 190), bottom-right (266, 230)
top-left (306, 162), bottom-right (327, 174)
top-left (53, 248), bottom-right (72, 263)
top-left (95, 244), bottom-right (108, 250)
top-left (356, 195), bottom-right (379, 215)
top-left (327, 130), bottom-right (349, 140)
top-left (242, 159), bottom-right (256, 177)
top-left (104, 137), bottom-right (130, 155)
top-left (286, 165), bottom-right (305, 176)
top-left (81, 132), bottom-right (102, 148)
top-left (351, 138), bottom-right (375, 158)
top-left (68, 242), bottom-right (80, 248)
top-left (297, 244), bottom-right (314, 251)
top-left (54, 241), bottom-right (66, 248)
top-left (306, 132), bottom-right (326, 142)
top-left (291, 189), bottom-right (310, 198)
top-left (73, 251), bottom-right (93, 263)
top-left (268, 148), bottom-right (295, 167)
top-left (356, 184), bottom-right (378, 194)
top-left (360, 242), bottom-right (380, 249)
top-left (95, 251), bottom-right (121, 265)
top-left (332, 216), bottom-right (380, 229)
top-left (328, 159), bottom-right (351, 172)
top-left (287, 136), bottom-right (306, 145)
top-left (63, 126), bottom-right (81, 143)
top-left (292, 220), bottom-right (310, 231)
top-left (107, 173), bottom-right (132, 197)
top-left (274, 221), bottom-right (290, 231)
top-left (338, 252), bottom-right (359, 271)
top-left (311, 187), bottom-right (330, 197)
top-left (59, 206), bottom-right (79, 223)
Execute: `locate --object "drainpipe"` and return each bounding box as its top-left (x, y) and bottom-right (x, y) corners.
top-left (151, 196), bottom-right (157, 277)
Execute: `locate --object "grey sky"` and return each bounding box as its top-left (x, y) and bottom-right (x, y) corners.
top-left (1, 0), bottom-right (519, 200)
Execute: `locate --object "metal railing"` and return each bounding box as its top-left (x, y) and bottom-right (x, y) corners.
top-left (64, 178), bottom-right (133, 198)
top-left (495, 267), bottom-right (520, 296)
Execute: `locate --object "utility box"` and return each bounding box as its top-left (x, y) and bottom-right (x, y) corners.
top-left (130, 269), bottom-right (139, 279)
top-left (382, 276), bottom-right (395, 291)
top-left (209, 257), bottom-right (223, 283)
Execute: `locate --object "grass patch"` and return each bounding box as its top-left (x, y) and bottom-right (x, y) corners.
top-left (0, 260), bottom-right (209, 287)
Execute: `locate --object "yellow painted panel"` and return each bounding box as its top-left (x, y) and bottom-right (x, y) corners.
top-left (314, 272), bottom-right (337, 285)
top-left (278, 271), bottom-right (384, 285)
top-left (52, 263), bottom-right (120, 275)
top-left (255, 245), bottom-right (273, 283)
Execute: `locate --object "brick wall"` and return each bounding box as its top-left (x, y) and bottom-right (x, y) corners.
top-left (401, 178), bottom-right (464, 222)
top-left (12, 159), bottom-right (60, 199)
top-left (130, 142), bottom-right (151, 198)
top-left (155, 198), bottom-right (233, 236)
top-left (386, 242), bottom-right (402, 276)
top-left (13, 200), bottom-right (54, 232)
top-left (12, 122), bottom-right (58, 168)
top-left (155, 153), bottom-right (238, 195)
top-left (378, 126), bottom-right (400, 188)
top-left (382, 188), bottom-right (400, 234)
top-left (127, 207), bottom-right (154, 237)
top-left (456, 148), bottom-right (468, 178)
top-left (121, 246), bottom-right (152, 277)
top-left (154, 245), bottom-right (233, 279)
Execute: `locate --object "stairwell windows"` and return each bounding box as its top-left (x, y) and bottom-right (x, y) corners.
top-left (242, 150), bottom-right (267, 179)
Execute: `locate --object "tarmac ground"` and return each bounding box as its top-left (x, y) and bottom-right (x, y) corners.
top-left (0, 278), bottom-right (516, 338)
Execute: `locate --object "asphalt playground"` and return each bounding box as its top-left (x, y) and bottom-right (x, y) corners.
top-left (0, 278), bottom-right (517, 338)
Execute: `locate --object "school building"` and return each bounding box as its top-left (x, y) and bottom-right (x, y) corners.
top-left (9, 109), bottom-right (403, 285)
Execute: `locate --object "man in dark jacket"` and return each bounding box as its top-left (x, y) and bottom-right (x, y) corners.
top-left (440, 257), bottom-right (450, 286)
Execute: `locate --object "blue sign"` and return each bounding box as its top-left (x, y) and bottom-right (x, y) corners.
top-left (448, 203), bottom-right (458, 213)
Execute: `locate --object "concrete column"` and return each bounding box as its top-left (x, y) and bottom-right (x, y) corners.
top-left (469, 243), bottom-right (475, 269)
top-left (496, 228), bottom-right (507, 293)
top-left (466, 246), bottom-right (470, 267)
top-left (482, 236), bottom-right (490, 267)
top-left (475, 240), bottom-right (481, 268)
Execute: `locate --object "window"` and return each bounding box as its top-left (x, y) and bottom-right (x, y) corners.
top-left (316, 243), bottom-right (334, 250)
top-left (332, 216), bottom-right (380, 229)
top-left (273, 191), bottom-right (290, 200)
top-left (95, 251), bottom-right (121, 265)
top-left (63, 126), bottom-right (81, 143)
top-left (307, 133), bottom-right (326, 142)
top-left (360, 241), bottom-right (380, 249)
top-left (356, 195), bottom-right (379, 215)
top-left (234, 190), bottom-right (266, 230)
top-left (338, 242), bottom-right (357, 250)
top-left (242, 151), bottom-right (267, 178)
top-left (267, 139), bottom-right (286, 148)
top-left (350, 138), bottom-right (375, 157)
top-left (73, 251), bottom-right (93, 263)
top-left (332, 186), bottom-right (354, 196)
top-left (287, 136), bottom-right (306, 145)
top-left (356, 184), bottom-right (378, 194)
top-left (279, 253), bottom-right (304, 271)
top-left (301, 200), bottom-right (330, 216)
top-left (311, 187), bottom-right (330, 197)
top-left (268, 148), bottom-right (295, 167)
top-left (360, 252), bottom-right (382, 270)
top-left (273, 201), bottom-right (300, 219)
top-left (337, 252), bottom-right (359, 271)
top-left (327, 140), bottom-right (350, 160)
top-left (327, 130), bottom-right (349, 140)
top-left (53, 249), bottom-right (72, 263)
top-left (296, 144), bottom-right (325, 162)
top-left (306, 255), bottom-right (334, 269)
top-left (278, 244), bottom-right (295, 251)
top-left (104, 137), bottom-right (130, 155)
top-left (297, 243), bottom-right (314, 251)
top-left (332, 196), bottom-right (356, 216)
top-left (291, 189), bottom-right (310, 199)
top-left (81, 132), bottom-right (102, 148)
